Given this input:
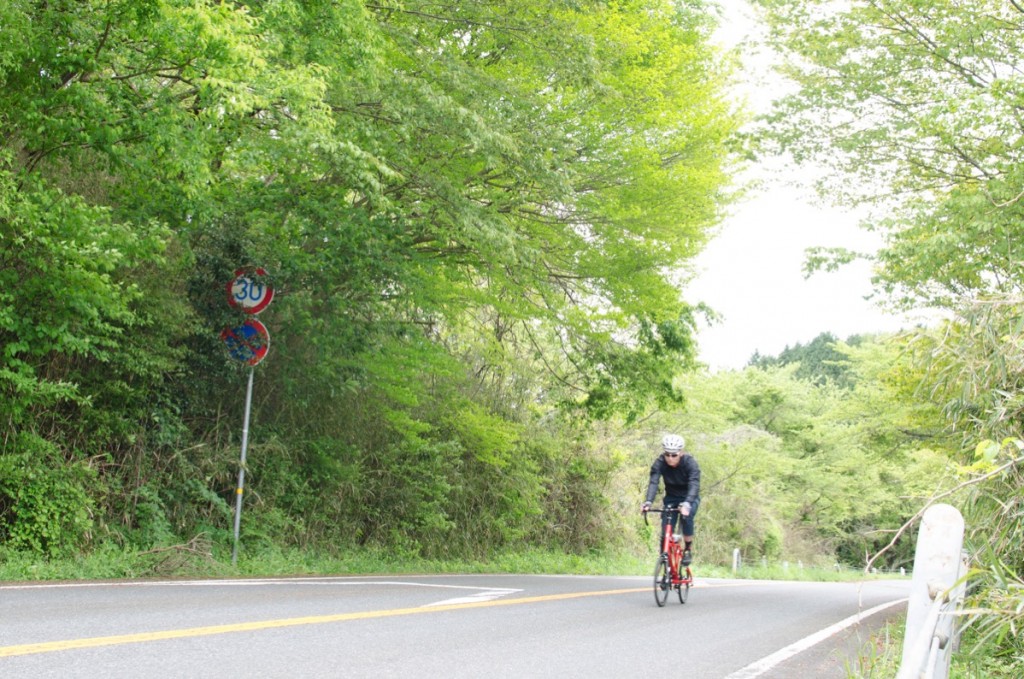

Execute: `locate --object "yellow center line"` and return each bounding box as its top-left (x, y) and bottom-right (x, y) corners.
top-left (0, 586), bottom-right (646, 658)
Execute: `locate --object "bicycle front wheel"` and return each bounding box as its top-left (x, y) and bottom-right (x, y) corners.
top-left (653, 556), bottom-right (669, 607)
top-left (677, 566), bottom-right (692, 604)
top-left (677, 579), bottom-right (689, 604)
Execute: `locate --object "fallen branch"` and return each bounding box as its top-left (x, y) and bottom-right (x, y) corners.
top-left (139, 533), bottom-right (212, 557)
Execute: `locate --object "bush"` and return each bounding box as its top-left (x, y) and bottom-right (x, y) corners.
top-left (0, 433), bottom-right (98, 556)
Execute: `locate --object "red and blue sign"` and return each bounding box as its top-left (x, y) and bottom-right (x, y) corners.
top-left (221, 319), bottom-right (270, 366)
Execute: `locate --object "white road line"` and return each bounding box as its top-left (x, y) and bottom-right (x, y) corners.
top-left (2, 576), bottom-right (524, 609)
top-left (724, 598), bottom-right (908, 679)
top-left (0, 578), bottom-right (520, 594)
top-left (422, 589), bottom-right (521, 606)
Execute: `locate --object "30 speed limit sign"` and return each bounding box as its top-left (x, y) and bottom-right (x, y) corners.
top-left (226, 267), bottom-right (274, 315)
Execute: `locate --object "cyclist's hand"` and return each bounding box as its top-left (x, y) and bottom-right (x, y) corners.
top-left (681, 502), bottom-right (691, 517)
top-left (641, 502), bottom-right (652, 515)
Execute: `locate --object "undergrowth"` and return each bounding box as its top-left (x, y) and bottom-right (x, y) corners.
top-left (0, 542), bottom-right (902, 584)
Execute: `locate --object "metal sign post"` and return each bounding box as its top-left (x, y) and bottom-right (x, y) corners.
top-left (231, 367), bottom-right (255, 565)
top-left (222, 267), bottom-right (273, 567)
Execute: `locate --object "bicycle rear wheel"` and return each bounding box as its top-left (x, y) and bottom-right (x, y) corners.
top-left (653, 556), bottom-right (669, 607)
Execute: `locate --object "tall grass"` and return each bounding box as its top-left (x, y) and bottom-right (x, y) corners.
top-left (0, 543), bottom-right (905, 583)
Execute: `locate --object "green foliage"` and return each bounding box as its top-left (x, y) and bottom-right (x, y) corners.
top-left (1, 1), bottom-right (970, 622)
top-left (643, 339), bottom-right (953, 570)
top-left (0, 163), bottom-right (168, 424)
top-left (0, 0), bottom-right (741, 572)
top-left (845, 618), bottom-right (905, 678)
top-left (904, 307), bottom-right (1024, 668)
top-left (752, 0), bottom-right (1024, 310)
top-left (749, 331), bottom-right (863, 387)
top-left (0, 434), bottom-right (97, 556)
top-left (753, 0), bottom-right (1024, 669)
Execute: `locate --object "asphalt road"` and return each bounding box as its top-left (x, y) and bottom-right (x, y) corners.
top-left (0, 574), bottom-right (910, 678)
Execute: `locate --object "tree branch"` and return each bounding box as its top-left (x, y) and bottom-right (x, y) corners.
top-left (866, 453), bottom-right (1024, 572)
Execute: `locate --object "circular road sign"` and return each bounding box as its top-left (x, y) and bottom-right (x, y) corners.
top-left (221, 319), bottom-right (270, 366)
top-left (227, 267), bottom-right (274, 314)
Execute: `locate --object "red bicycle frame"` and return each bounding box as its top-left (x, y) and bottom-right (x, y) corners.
top-left (646, 506), bottom-right (693, 588)
top-left (662, 520), bottom-right (685, 582)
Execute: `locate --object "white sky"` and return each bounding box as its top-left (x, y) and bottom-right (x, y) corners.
top-left (685, 1), bottom-right (922, 370)
top-left (685, 176), bottom-right (914, 370)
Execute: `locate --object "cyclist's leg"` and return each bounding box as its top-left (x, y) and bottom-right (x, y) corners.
top-left (681, 499), bottom-right (699, 563)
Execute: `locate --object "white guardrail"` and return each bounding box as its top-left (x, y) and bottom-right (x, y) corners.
top-left (896, 503), bottom-right (967, 679)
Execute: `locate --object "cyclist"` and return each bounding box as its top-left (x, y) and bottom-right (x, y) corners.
top-left (641, 434), bottom-right (701, 566)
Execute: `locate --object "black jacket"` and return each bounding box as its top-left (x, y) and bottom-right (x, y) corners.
top-left (645, 454), bottom-right (700, 505)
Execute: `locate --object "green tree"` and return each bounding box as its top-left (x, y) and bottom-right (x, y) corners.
top-left (749, 332), bottom-right (863, 387)
top-left (900, 303), bottom-right (1024, 670)
top-left (1, 0), bottom-right (741, 560)
top-left (630, 341), bottom-right (949, 570)
top-left (753, 0), bottom-right (1024, 309)
top-left (753, 0), bottom-right (1024, 669)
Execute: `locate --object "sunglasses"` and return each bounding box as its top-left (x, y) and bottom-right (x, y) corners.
top-left (664, 452), bottom-right (680, 458)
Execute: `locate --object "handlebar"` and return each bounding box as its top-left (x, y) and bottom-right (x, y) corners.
top-left (642, 505), bottom-right (686, 526)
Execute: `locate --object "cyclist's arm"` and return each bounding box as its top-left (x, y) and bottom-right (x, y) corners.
top-left (684, 456), bottom-right (701, 505)
top-left (644, 459), bottom-right (664, 505)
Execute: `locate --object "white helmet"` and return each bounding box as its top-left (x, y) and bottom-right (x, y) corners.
top-left (662, 434), bottom-right (685, 453)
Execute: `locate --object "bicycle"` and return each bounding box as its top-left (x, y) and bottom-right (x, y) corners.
top-left (644, 506), bottom-right (693, 607)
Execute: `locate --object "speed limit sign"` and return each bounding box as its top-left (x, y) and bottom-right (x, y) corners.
top-left (227, 267), bottom-right (274, 314)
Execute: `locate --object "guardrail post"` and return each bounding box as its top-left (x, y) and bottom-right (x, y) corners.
top-left (897, 503), bottom-right (965, 679)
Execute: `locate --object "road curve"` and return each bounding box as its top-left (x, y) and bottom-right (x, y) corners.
top-left (0, 574), bottom-right (909, 678)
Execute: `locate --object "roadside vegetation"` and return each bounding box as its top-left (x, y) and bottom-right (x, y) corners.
top-left (753, 0), bottom-right (1024, 675)
top-left (1, 1), bottom-right (1021, 676)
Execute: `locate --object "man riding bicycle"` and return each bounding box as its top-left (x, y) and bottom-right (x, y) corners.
top-left (641, 434), bottom-right (701, 566)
